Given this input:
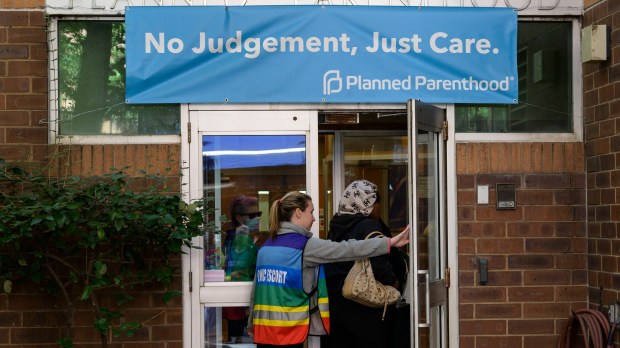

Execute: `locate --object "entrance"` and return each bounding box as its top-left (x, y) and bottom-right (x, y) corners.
top-left (184, 102), bottom-right (448, 348)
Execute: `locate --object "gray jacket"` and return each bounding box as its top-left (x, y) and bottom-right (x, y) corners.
top-left (248, 221), bottom-right (390, 336)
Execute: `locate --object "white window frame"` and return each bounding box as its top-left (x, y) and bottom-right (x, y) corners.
top-left (47, 16), bottom-right (181, 145)
top-left (454, 17), bottom-right (583, 143)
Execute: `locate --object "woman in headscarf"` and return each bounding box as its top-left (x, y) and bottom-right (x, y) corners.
top-left (322, 180), bottom-right (409, 348)
top-left (247, 191), bottom-right (410, 348)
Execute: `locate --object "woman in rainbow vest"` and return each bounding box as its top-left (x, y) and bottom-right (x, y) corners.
top-left (248, 191), bottom-right (410, 348)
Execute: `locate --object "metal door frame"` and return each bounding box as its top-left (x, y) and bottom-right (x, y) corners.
top-left (180, 103), bottom-right (459, 348)
top-left (408, 100), bottom-right (449, 348)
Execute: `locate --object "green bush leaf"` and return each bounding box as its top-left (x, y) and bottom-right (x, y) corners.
top-left (3, 280), bottom-right (12, 294)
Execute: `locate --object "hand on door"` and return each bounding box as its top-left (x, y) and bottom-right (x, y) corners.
top-left (391, 225), bottom-right (411, 248)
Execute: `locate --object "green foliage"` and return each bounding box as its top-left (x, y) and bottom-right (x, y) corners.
top-left (58, 20), bottom-right (179, 136)
top-left (0, 161), bottom-right (213, 346)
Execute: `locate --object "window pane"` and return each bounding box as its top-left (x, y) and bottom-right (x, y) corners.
top-left (202, 134), bottom-right (307, 278)
top-left (455, 21), bottom-right (572, 133)
top-left (201, 134), bottom-right (306, 346)
top-left (58, 21), bottom-right (179, 135)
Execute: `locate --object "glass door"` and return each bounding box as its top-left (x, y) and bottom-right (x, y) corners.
top-left (408, 100), bottom-right (448, 348)
top-left (317, 104), bottom-right (448, 347)
top-left (186, 109), bottom-right (318, 348)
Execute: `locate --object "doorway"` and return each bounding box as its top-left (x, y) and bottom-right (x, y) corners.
top-left (184, 103), bottom-right (449, 348)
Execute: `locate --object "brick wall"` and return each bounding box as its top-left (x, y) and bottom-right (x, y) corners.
top-left (583, 0), bottom-right (620, 342)
top-left (0, 3), bottom-right (47, 163)
top-left (456, 142), bottom-right (587, 348)
top-left (0, 2), bottom-right (185, 345)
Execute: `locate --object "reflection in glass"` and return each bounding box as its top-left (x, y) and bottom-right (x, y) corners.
top-left (58, 21), bottom-right (179, 135)
top-left (455, 21), bottom-right (572, 133)
top-left (343, 134), bottom-right (409, 232)
top-left (202, 134), bottom-right (306, 346)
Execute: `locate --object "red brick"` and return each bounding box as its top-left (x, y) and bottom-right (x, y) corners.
top-left (11, 328), bottom-right (60, 343)
top-left (556, 285), bottom-right (587, 302)
top-left (487, 271), bottom-right (522, 286)
top-left (531, 143), bottom-right (543, 172)
top-left (458, 190), bottom-right (476, 204)
top-left (508, 319), bottom-right (554, 334)
top-left (508, 287), bottom-right (554, 302)
top-left (459, 336), bottom-right (475, 348)
top-left (456, 143), bottom-right (467, 174)
top-left (467, 143), bottom-right (479, 174)
top-left (110, 326), bottom-right (150, 342)
top-left (475, 304), bottom-right (521, 318)
top-left (0, 11), bottom-right (29, 25)
top-left (7, 60), bottom-right (46, 77)
top-left (516, 190), bottom-right (554, 205)
top-left (524, 174), bottom-right (571, 189)
top-left (0, 44), bottom-right (28, 58)
top-left (165, 308), bottom-right (182, 324)
top-left (0, 312), bottom-right (19, 327)
top-left (507, 222), bottom-right (554, 237)
top-left (23, 311), bottom-right (66, 326)
top-left (0, 144), bottom-right (32, 159)
top-left (151, 325), bottom-right (182, 341)
top-left (477, 238), bottom-right (524, 254)
top-left (479, 143), bottom-right (490, 173)
top-left (32, 76), bottom-right (47, 93)
top-left (124, 344), bottom-right (166, 348)
top-left (525, 238), bottom-right (572, 253)
top-left (511, 143), bottom-right (521, 173)
top-left (471, 223), bottom-right (506, 238)
top-left (508, 255), bottom-right (553, 269)
top-left (524, 270), bottom-right (571, 285)
top-left (523, 302), bottom-right (570, 318)
top-left (523, 335), bottom-right (559, 348)
top-left (0, 77), bottom-right (30, 93)
top-left (31, 42), bottom-right (47, 59)
top-left (70, 324), bottom-right (105, 343)
top-left (7, 27), bottom-right (46, 43)
top-left (460, 287), bottom-right (506, 302)
top-left (460, 319), bottom-right (506, 335)
top-left (0, 0), bottom-right (45, 8)
top-left (475, 335), bottom-right (522, 347)
top-left (521, 143), bottom-right (532, 173)
top-left (523, 206), bottom-right (574, 221)
top-left (458, 206), bottom-right (475, 222)
top-left (460, 304), bottom-right (474, 319)
top-left (6, 94), bottom-right (47, 110)
top-left (555, 189), bottom-right (586, 205)
top-left (5, 126), bottom-right (47, 143)
top-left (29, 10), bottom-right (46, 26)
top-left (556, 254), bottom-right (587, 269)
top-left (499, 143), bottom-right (511, 173)
top-left (0, 110), bottom-right (29, 125)
top-left (476, 206), bottom-right (522, 222)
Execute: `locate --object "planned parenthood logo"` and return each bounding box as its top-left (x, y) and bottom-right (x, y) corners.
top-left (323, 69), bottom-right (512, 97)
top-left (323, 70), bottom-right (342, 95)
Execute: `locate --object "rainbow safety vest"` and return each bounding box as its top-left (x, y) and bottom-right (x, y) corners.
top-left (252, 233), bottom-right (330, 345)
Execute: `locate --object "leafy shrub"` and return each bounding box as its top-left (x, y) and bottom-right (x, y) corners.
top-left (0, 161), bottom-right (211, 346)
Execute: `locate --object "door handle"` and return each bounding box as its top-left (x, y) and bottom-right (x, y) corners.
top-left (418, 269), bottom-right (431, 328)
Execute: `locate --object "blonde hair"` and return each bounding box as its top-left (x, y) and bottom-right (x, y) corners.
top-left (268, 191), bottom-right (312, 239)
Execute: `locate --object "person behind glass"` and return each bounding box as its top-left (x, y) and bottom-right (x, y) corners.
top-left (322, 180), bottom-right (410, 348)
top-left (247, 191), bottom-right (410, 348)
top-left (223, 195), bottom-right (261, 344)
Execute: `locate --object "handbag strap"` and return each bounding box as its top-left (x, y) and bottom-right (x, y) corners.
top-left (364, 231), bottom-right (386, 240)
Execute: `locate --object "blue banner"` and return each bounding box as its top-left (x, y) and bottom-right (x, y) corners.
top-left (126, 6), bottom-right (517, 104)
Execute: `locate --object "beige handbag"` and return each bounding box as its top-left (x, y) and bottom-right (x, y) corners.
top-left (342, 231), bottom-right (401, 320)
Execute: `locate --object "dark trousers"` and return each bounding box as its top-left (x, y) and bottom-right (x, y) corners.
top-left (257, 344), bottom-right (304, 348)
